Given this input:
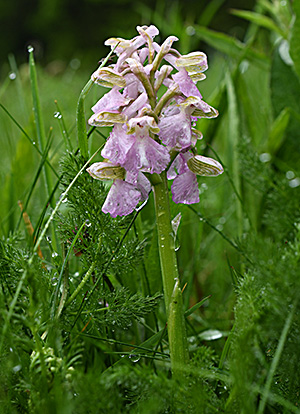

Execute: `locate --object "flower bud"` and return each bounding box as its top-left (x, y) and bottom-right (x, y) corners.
top-left (187, 155), bottom-right (223, 176)
top-left (91, 67), bottom-right (126, 88)
top-left (87, 162), bottom-right (126, 181)
top-left (154, 65), bottom-right (173, 91)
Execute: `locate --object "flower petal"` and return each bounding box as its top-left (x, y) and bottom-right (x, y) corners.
top-left (179, 96), bottom-right (218, 119)
top-left (102, 179), bottom-right (142, 217)
top-left (127, 115), bottom-right (160, 135)
top-left (88, 111), bottom-right (127, 127)
top-left (91, 67), bottom-right (126, 88)
top-left (167, 152), bottom-right (189, 179)
top-left (158, 108), bottom-right (192, 149)
top-left (92, 87), bottom-right (131, 114)
top-left (87, 162), bottom-right (125, 180)
top-left (171, 170), bottom-right (199, 204)
top-left (176, 52), bottom-right (208, 73)
top-left (172, 69), bottom-right (202, 99)
top-left (187, 155), bottom-right (224, 176)
top-left (101, 125), bottom-right (135, 165)
top-left (123, 134), bottom-right (170, 174)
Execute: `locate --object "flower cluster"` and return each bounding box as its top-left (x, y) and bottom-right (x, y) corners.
top-left (87, 25), bottom-right (223, 217)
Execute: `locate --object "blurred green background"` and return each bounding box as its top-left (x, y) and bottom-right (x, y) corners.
top-left (1, 0), bottom-right (254, 72)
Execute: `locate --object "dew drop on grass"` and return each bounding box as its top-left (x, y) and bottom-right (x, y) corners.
top-left (54, 111), bottom-right (62, 119)
top-left (129, 354), bottom-right (140, 363)
top-left (259, 153), bottom-right (271, 163)
top-left (12, 365), bottom-right (22, 373)
top-left (289, 178), bottom-right (300, 188)
top-left (27, 45), bottom-right (34, 53)
top-left (286, 171), bottom-right (295, 180)
top-left (186, 26), bottom-right (195, 36)
top-left (9, 72), bottom-right (16, 80)
top-left (199, 329), bottom-right (223, 341)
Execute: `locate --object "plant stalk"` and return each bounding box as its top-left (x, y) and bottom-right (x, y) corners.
top-left (152, 171), bottom-right (189, 378)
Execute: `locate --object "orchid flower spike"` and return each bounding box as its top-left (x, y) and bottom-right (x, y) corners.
top-left (87, 25), bottom-right (223, 217)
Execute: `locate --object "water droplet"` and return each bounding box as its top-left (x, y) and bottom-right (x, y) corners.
top-left (61, 198), bottom-right (68, 203)
top-left (12, 365), bottom-right (22, 373)
top-left (9, 72), bottom-right (16, 80)
top-left (32, 141), bottom-right (36, 145)
top-left (54, 111), bottom-right (62, 119)
top-left (186, 26), bottom-right (195, 36)
top-left (46, 236), bottom-right (51, 243)
top-left (279, 39), bottom-right (293, 66)
top-left (219, 216), bottom-right (226, 224)
top-left (174, 242), bottom-right (180, 252)
top-left (70, 58), bottom-right (81, 70)
top-left (136, 198), bottom-right (148, 211)
top-left (289, 178), bottom-right (300, 188)
top-left (129, 354), bottom-right (140, 363)
top-left (199, 329), bottom-right (223, 341)
top-left (85, 220), bottom-right (92, 227)
top-left (27, 45), bottom-right (34, 53)
top-left (52, 252), bottom-right (58, 258)
top-left (286, 170), bottom-right (295, 180)
top-left (259, 153), bottom-right (271, 163)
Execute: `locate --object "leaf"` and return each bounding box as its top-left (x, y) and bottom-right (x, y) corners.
top-left (198, 0), bottom-right (226, 27)
top-left (194, 25), bottom-right (269, 69)
top-left (266, 107), bottom-right (290, 154)
top-left (290, 0), bottom-right (300, 80)
top-left (231, 9), bottom-right (287, 38)
top-left (28, 47), bottom-right (55, 209)
top-left (184, 295), bottom-right (211, 317)
top-left (271, 45), bottom-right (300, 168)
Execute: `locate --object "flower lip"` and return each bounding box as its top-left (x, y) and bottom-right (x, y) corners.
top-left (127, 115), bottom-right (160, 135)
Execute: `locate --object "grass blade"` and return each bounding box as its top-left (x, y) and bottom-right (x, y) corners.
top-left (28, 46), bottom-right (55, 208)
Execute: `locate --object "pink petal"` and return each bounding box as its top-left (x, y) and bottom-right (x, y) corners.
top-left (123, 73), bottom-right (145, 100)
top-left (92, 87), bottom-right (131, 114)
top-left (123, 134), bottom-right (170, 174)
top-left (167, 153), bottom-right (189, 179)
top-left (101, 125), bottom-right (135, 165)
top-left (171, 170), bottom-right (199, 204)
top-left (102, 179), bottom-right (142, 217)
top-left (158, 108), bottom-right (192, 149)
top-left (172, 69), bottom-right (202, 99)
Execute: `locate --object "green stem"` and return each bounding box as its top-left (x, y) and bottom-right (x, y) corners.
top-left (152, 171), bottom-right (189, 378)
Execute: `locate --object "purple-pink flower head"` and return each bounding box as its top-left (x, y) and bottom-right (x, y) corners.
top-left (87, 25), bottom-right (223, 217)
